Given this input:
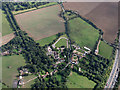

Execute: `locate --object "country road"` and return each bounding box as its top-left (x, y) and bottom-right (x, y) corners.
top-left (105, 35), bottom-right (120, 89)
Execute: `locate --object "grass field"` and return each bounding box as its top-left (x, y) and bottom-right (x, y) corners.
top-left (63, 2), bottom-right (118, 43)
top-left (98, 41), bottom-right (113, 59)
top-left (1, 10), bottom-right (13, 36)
top-left (15, 5), bottom-right (65, 40)
top-left (55, 38), bottom-right (67, 47)
top-left (36, 34), bottom-right (57, 46)
top-left (2, 55), bottom-right (26, 87)
top-left (66, 71), bottom-right (96, 88)
top-left (68, 17), bottom-right (99, 50)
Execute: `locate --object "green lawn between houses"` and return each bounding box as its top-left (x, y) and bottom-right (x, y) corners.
top-left (55, 38), bottom-right (67, 48)
top-left (2, 55), bottom-right (26, 87)
top-left (66, 71), bottom-right (96, 88)
top-left (68, 17), bottom-right (99, 50)
top-left (55, 34), bottom-right (68, 47)
top-left (1, 10), bottom-right (13, 36)
top-left (98, 41), bottom-right (113, 59)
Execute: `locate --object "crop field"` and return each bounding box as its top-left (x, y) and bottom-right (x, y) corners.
top-left (68, 17), bottom-right (99, 50)
top-left (98, 41), bottom-right (113, 59)
top-left (0, 33), bottom-right (15, 47)
top-left (2, 55), bottom-right (26, 87)
top-left (1, 10), bottom-right (13, 36)
top-left (66, 71), bottom-right (96, 88)
top-left (63, 2), bottom-right (118, 43)
top-left (15, 5), bottom-right (65, 41)
top-left (36, 34), bottom-right (57, 46)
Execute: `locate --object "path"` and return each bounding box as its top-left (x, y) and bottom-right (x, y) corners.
top-left (95, 40), bottom-right (101, 55)
top-left (52, 37), bottom-right (69, 48)
top-left (24, 76), bottom-right (38, 85)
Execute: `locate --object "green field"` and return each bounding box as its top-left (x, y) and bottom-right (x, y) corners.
top-left (2, 55), bottom-right (26, 87)
top-left (36, 34), bottom-right (57, 46)
top-left (66, 71), bottom-right (96, 88)
top-left (68, 17), bottom-right (99, 50)
top-left (22, 74), bottom-right (36, 88)
top-left (99, 41), bottom-right (113, 59)
top-left (15, 5), bottom-right (65, 40)
top-left (1, 10), bottom-right (13, 36)
top-left (55, 38), bottom-right (67, 47)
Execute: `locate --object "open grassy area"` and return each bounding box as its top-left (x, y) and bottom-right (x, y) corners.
top-left (36, 34), bottom-right (57, 46)
top-left (22, 74), bottom-right (37, 88)
top-left (15, 5), bottom-right (65, 40)
top-left (68, 17), bottom-right (99, 50)
top-left (98, 41), bottom-right (113, 59)
top-left (55, 38), bottom-right (67, 47)
top-left (66, 71), bottom-right (96, 88)
top-left (1, 10), bottom-right (13, 36)
top-left (2, 55), bottom-right (26, 87)
top-left (55, 34), bottom-right (68, 47)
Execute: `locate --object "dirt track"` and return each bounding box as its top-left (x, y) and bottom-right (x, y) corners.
top-left (63, 2), bottom-right (118, 43)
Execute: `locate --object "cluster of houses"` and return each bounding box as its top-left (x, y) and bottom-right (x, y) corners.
top-left (0, 50), bottom-right (10, 56)
top-left (71, 45), bottom-right (91, 64)
top-left (47, 46), bottom-right (66, 62)
top-left (18, 68), bottom-right (31, 86)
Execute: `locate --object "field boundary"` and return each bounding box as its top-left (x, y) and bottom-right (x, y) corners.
top-left (13, 3), bottom-right (58, 15)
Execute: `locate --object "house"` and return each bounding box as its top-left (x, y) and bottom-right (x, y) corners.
top-left (84, 47), bottom-right (91, 51)
top-left (18, 80), bottom-right (24, 86)
top-left (19, 76), bottom-right (22, 80)
top-left (48, 46), bottom-right (52, 53)
top-left (1, 50), bottom-right (10, 56)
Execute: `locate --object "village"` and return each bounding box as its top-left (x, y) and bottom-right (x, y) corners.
top-left (0, 36), bottom-right (92, 88)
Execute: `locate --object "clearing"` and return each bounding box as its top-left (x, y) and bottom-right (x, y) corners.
top-left (2, 55), bottom-right (26, 87)
top-left (98, 41), bottom-right (113, 59)
top-left (66, 71), bottom-right (96, 88)
top-left (15, 5), bottom-right (65, 40)
top-left (68, 17), bottom-right (99, 50)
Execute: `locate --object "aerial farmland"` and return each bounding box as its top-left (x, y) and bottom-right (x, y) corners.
top-left (1, 2), bottom-right (119, 89)
top-left (15, 5), bottom-right (65, 41)
top-left (63, 2), bottom-right (118, 43)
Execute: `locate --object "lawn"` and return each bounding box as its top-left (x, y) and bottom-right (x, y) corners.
top-left (22, 74), bottom-right (37, 88)
top-left (68, 17), bottom-right (99, 50)
top-left (55, 34), bottom-right (68, 47)
top-left (98, 41), bottom-right (113, 59)
top-left (36, 34), bottom-right (57, 46)
top-left (55, 38), bottom-right (67, 47)
top-left (1, 10), bottom-right (13, 36)
top-left (66, 71), bottom-right (96, 88)
top-left (2, 55), bottom-right (26, 87)
top-left (15, 5), bottom-right (65, 40)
